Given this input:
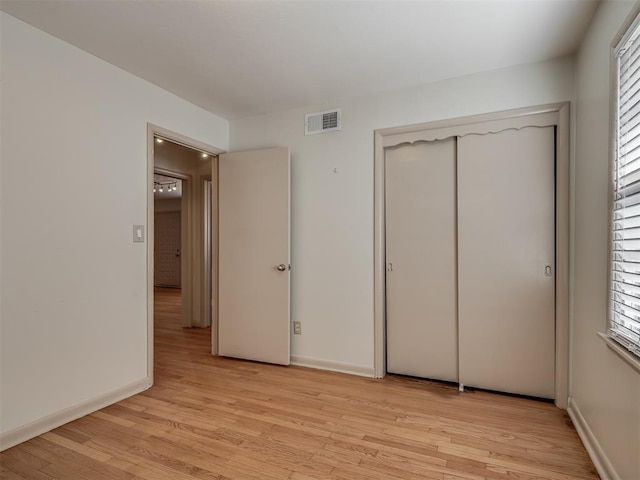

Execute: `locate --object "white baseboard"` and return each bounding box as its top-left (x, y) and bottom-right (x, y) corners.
top-left (290, 355), bottom-right (374, 378)
top-left (567, 397), bottom-right (620, 480)
top-left (0, 377), bottom-right (152, 451)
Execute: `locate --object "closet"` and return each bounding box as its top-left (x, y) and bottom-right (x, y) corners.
top-left (385, 138), bottom-right (458, 382)
top-left (385, 117), bottom-right (556, 399)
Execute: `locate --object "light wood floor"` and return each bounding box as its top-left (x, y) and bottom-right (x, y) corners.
top-left (0, 287), bottom-right (597, 480)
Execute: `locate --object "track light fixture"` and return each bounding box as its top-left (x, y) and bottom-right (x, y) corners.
top-left (153, 181), bottom-right (178, 193)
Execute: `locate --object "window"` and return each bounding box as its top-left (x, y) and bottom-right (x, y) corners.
top-left (611, 15), bottom-right (640, 358)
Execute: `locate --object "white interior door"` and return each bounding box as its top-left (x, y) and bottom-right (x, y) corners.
top-left (385, 138), bottom-right (458, 382)
top-left (458, 127), bottom-right (555, 399)
top-left (218, 147), bottom-right (290, 365)
top-left (154, 211), bottom-right (181, 287)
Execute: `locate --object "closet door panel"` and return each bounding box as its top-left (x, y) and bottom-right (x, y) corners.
top-left (385, 138), bottom-right (458, 382)
top-left (458, 127), bottom-right (555, 398)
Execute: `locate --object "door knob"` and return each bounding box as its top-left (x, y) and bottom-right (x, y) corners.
top-left (276, 264), bottom-right (287, 271)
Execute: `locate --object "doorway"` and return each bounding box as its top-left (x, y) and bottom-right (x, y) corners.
top-left (147, 125), bottom-right (292, 382)
top-left (147, 124), bottom-right (223, 380)
top-left (154, 174), bottom-right (183, 289)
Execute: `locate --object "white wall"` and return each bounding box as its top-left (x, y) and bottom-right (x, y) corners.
top-left (572, 1), bottom-right (640, 479)
top-left (0, 13), bottom-right (228, 437)
top-left (6, 8), bottom-right (635, 474)
top-left (230, 57), bottom-right (575, 372)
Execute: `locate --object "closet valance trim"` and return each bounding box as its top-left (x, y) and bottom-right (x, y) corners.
top-left (381, 111), bottom-right (559, 148)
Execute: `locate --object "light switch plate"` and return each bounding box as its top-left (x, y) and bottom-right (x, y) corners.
top-left (133, 225), bottom-right (145, 243)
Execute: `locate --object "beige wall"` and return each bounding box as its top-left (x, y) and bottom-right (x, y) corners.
top-left (230, 56), bottom-right (575, 373)
top-left (572, 1), bottom-right (640, 479)
top-left (0, 12), bottom-right (227, 438)
top-left (3, 5), bottom-right (638, 473)
top-left (154, 198), bottom-right (182, 213)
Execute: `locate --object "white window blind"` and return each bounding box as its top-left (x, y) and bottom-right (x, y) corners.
top-left (611, 16), bottom-right (640, 358)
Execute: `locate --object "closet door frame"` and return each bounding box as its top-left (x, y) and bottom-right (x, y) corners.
top-left (373, 102), bottom-right (571, 408)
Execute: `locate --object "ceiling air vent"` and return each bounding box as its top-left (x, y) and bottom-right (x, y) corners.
top-left (305, 109), bottom-right (341, 135)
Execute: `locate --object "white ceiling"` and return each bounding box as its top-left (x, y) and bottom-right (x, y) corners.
top-left (1, 0), bottom-right (598, 120)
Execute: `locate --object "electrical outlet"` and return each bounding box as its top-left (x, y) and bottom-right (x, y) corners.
top-left (293, 321), bottom-right (302, 335)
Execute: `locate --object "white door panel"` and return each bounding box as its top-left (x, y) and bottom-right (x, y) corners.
top-left (218, 147), bottom-right (290, 365)
top-left (385, 138), bottom-right (458, 382)
top-left (458, 127), bottom-right (555, 398)
top-left (154, 211), bottom-right (181, 287)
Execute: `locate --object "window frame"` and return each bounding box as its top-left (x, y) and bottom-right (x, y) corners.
top-left (607, 10), bottom-right (640, 369)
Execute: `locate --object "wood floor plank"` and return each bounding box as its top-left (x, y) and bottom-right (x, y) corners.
top-left (0, 287), bottom-right (598, 479)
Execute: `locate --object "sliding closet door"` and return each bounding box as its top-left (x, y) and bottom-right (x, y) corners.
top-left (386, 138), bottom-right (458, 382)
top-left (458, 127), bottom-right (555, 398)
